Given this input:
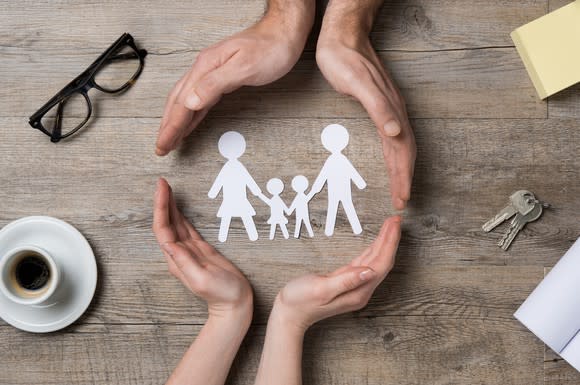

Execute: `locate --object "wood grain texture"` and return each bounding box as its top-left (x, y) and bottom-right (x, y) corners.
top-left (1, 0), bottom-right (579, 384)
top-left (0, 49), bottom-right (545, 119)
top-left (0, 317), bottom-right (544, 385)
top-left (0, 0), bottom-right (547, 53)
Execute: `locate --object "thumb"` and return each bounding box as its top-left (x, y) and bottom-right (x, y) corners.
top-left (183, 61), bottom-right (243, 111)
top-left (161, 242), bottom-right (205, 279)
top-left (352, 81), bottom-right (401, 139)
top-left (323, 266), bottom-right (376, 298)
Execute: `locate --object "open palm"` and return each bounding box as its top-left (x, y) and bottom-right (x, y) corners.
top-left (275, 216), bottom-right (402, 331)
top-left (153, 178), bottom-right (253, 317)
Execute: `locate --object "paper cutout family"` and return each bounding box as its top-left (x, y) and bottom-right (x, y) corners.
top-left (208, 124), bottom-right (367, 242)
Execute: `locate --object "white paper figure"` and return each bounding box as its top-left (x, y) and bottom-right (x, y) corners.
top-left (258, 178), bottom-right (290, 240)
top-left (208, 131), bottom-right (262, 242)
top-left (287, 175), bottom-right (314, 238)
top-left (309, 124), bottom-right (367, 236)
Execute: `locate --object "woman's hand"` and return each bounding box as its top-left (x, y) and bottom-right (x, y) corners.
top-left (153, 177), bottom-right (253, 322)
top-left (273, 216), bottom-right (402, 332)
top-left (255, 216), bottom-right (402, 385)
top-left (316, 0), bottom-right (416, 210)
top-left (156, 2), bottom-right (314, 156)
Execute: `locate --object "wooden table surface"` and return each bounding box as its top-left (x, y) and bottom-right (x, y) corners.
top-left (1, 1), bottom-right (579, 384)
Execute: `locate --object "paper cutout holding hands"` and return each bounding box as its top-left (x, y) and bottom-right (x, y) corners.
top-left (309, 124), bottom-right (367, 236)
top-left (287, 175), bottom-right (314, 238)
top-left (209, 124), bottom-right (366, 242)
top-left (259, 178), bottom-right (290, 240)
top-left (209, 131), bottom-right (262, 242)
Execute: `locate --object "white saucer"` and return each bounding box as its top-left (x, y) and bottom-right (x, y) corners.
top-left (0, 216), bottom-right (97, 333)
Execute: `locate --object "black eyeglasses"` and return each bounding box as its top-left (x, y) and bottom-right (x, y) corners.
top-left (29, 33), bottom-right (147, 143)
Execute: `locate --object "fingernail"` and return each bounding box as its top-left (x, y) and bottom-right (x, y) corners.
top-left (360, 269), bottom-right (376, 281)
top-left (161, 242), bottom-right (174, 257)
top-left (394, 198), bottom-right (406, 210)
top-left (185, 92), bottom-right (201, 110)
top-left (383, 121), bottom-right (401, 136)
top-left (156, 147), bottom-right (168, 156)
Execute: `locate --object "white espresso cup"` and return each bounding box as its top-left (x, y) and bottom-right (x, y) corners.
top-left (0, 245), bottom-right (61, 306)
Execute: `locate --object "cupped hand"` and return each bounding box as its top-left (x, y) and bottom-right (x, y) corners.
top-left (273, 216), bottom-right (402, 331)
top-left (316, 34), bottom-right (416, 210)
top-left (156, 11), bottom-right (310, 156)
top-left (153, 178), bottom-right (253, 319)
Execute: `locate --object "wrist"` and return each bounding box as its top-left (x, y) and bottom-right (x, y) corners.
top-left (208, 296), bottom-right (254, 331)
top-left (261, 0), bottom-right (315, 53)
top-left (271, 295), bottom-right (309, 336)
top-left (319, 0), bottom-right (380, 47)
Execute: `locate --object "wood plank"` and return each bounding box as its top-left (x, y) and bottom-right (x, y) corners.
top-left (0, 117), bottom-right (576, 267)
top-left (0, 317), bottom-right (544, 385)
top-left (0, 262), bottom-right (538, 326)
top-left (0, 0), bottom-right (547, 53)
top-left (0, 117), bottom-right (576, 325)
top-left (374, 0), bottom-right (547, 51)
top-left (0, 1), bottom-right (571, 383)
top-left (0, 48), bottom-right (545, 119)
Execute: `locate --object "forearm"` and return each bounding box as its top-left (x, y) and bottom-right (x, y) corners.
top-left (254, 305), bottom-right (305, 385)
top-left (166, 311), bottom-right (251, 385)
top-left (263, 0), bottom-right (316, 52)
top-left (321, 0), bottom-right (383, 41)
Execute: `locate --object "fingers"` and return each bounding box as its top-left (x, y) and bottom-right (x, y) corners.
top-left (352, 216), bottom-right (402, 269)
top-left (323, 217), bottom-right (402, 313)
top-left (159, 72), bottom-right (188, 131)
top-left (153, 178), bottom-right (177, 244)
top-left (156, 46), bottom-right (226, 156)
top-left (156, 73), bottom-right (195, 156)
top-left (156, 108), bottom-right (195, 156)
top-left (382, 137), bottom-right (414, 210)
top-left (179, 108), bottom-right (210, 148)
top-left (161, 249), bottom-right (192, 291)
top-left (369, 216), bottom-right (402, 275)
top-left (321, 266), bottom-right (376, 302)
top-left (348, 72), bottom-right (402, 139)
top-left (161, 242), bottom-right (207, 285)
top-left (183, 59), bottom-right (244, 112)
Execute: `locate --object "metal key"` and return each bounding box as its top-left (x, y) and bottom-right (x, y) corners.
top-left (498, 202), bottom-right (543, 250)
top-left (482, 190), bottom-right (537, 232)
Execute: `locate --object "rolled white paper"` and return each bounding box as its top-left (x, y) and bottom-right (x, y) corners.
top-left (514, 237), bottom-right (580, 372)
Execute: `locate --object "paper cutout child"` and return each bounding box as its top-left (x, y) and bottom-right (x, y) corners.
top-left (287, 175), bottom-right (314, 238)
top-left (208, 131), bottom-right (262, 242)
top-left (309, 124), bottom-right (367, 236)
top-left (258, 178), bottom-right (290, 240)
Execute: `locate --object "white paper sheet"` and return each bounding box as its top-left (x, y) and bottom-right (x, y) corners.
top-left (514, 237), bottom-right (580, 372)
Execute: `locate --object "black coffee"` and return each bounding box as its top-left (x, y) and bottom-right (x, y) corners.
top-left (15, 255), bottom-right (50, 290)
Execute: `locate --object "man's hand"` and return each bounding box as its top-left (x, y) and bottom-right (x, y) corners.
top-left (156, 2), bottom-right (314, 156)
top-left (316, 0), bottom-right (416, 210)
top-left (153, 177), bottom-right (253, 321)
top-left (273, 216), bottom-right (401, 332)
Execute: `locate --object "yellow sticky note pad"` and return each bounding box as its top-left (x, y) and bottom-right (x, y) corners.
top-left (511, 0), bottom-right (580, 99)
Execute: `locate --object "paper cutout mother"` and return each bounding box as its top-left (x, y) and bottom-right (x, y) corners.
top-left (309, 124), bottom-right (367, 236)
top-left (208, 131), bottom-right (262, 242)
